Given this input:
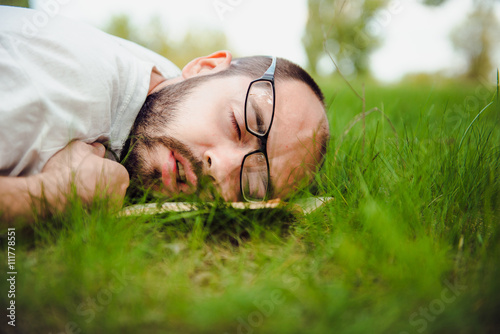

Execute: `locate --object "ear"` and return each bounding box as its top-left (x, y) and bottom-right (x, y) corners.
top-left (181, 50), bottom-right (232, 79)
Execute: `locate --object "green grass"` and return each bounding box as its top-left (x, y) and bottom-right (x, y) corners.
top-left (2, 77), bottom-right (500, 334)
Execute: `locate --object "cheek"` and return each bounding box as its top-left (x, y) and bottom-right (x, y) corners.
top-left (269, 153), bottom-right (299, 182)
top-left (171, 110), bottom-right (225, 145)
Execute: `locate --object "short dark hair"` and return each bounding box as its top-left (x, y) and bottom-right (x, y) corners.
top-left (224, 56), bottom-right (325, 104)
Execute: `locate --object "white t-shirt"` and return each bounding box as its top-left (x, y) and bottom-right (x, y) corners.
top-left (0, 6), bottom-right (181, 176)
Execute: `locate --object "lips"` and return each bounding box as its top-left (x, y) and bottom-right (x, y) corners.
top-left (161, 150), bottom-right (197, 194)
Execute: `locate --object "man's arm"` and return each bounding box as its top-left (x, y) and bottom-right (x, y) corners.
top-left (0, 141), bottom-right (129, 224)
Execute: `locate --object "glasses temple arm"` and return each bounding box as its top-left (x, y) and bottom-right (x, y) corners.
top-left (261, 56), bottom-right (276, 81)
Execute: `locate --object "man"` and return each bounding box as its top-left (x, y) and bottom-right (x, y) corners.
top-left (0, 6), bottom-right (329, 222)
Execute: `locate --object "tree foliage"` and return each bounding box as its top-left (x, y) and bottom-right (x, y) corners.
top-left (0, 0), bottom-right (29, 7)
top-left (420, 0), bottom-right (448, 6)
top-left (303, 0), bottom-right (389, 77)
top-left (421, 0), bottom-right (499, 80)
top-left (104, 14), bottom-right (228, 69)
top-left (450, 0), bottom-right (499, 80)
top-left (304, 0), bottom-right (499, 80)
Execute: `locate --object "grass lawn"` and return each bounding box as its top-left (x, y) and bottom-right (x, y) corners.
top-left (1, 76), bottom-right (499, 334)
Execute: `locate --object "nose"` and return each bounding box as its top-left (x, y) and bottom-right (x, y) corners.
top-left (203, 146), bottom-right (246, 199)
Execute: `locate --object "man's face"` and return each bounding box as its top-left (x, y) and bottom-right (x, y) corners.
top-left (126, 74), bottom-right (326, 201)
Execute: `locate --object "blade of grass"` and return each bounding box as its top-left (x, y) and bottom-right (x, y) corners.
top-left (458, 102), bottom-right (493, 151)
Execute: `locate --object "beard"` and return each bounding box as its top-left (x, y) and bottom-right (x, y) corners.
top-left (121, 77), bottom-right (205, 199)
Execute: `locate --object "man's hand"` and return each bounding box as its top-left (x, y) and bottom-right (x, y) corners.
top-left (0, 141), bottom-right (129, 224)
top-left (42, 140), bottom-right (129, 205)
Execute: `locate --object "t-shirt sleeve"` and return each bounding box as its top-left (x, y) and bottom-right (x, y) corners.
top-left (111, 36), bottom-right (181, 80)
top-left (0, 6), bottom-right (161, 175)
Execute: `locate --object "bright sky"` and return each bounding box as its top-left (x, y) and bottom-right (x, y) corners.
top-left (31, 0), bottom-right (500, 82)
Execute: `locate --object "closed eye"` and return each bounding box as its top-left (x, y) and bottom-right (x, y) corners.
top-left (230, 111), bottom-right (241, 140)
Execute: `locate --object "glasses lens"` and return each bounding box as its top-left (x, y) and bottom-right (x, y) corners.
top-left (241, 152), bottom-right (269, 201)
top-left (245, 81), bottom-right (274, 136)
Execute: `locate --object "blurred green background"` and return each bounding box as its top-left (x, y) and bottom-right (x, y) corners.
top-left (3, 0), bottom-right (500, 82)
top-left (1, 1), bottom-right (499, 333)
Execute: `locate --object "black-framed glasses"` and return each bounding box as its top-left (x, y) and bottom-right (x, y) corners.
top-left (240, 56), bottom-right (276, 202)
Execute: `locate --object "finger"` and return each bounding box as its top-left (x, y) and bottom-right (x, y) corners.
top-left (102, 159), bottom-right (130, 193)
top-left (76, 156), bottom-right (129, 204)
top-left (90, 142), bottom-right (106, 158)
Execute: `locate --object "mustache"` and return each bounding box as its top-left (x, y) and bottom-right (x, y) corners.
top-left (145, 135), bottom-right (204, 183)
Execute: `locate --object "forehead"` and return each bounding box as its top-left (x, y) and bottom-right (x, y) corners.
top-left (267, 79), bottom-right (326, 197)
